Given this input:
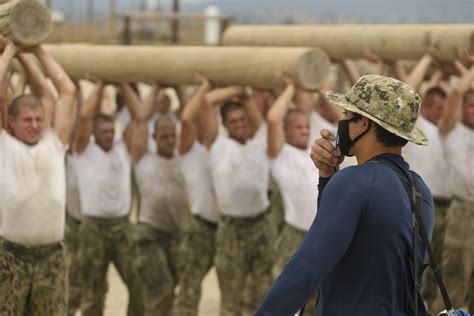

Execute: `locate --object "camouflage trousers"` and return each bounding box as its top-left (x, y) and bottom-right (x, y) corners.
top-left (79, 216), bottom-right (143, 316)
top-left (215, 212), bottom-right (275, 316)
top-left (134, 223), bottom-right (180, 316)
top-left (0, 239), bottom-right (68, 316)
top-left (432, 199), bottom-right (474, 312)
top-left (64, 214), bottom-right (82, 316)
top-left (172, 215), bottom-right (217, 316)
top-left (267, 175), bottom-right (285, 237)
top-left (272, 224), bottom-right (318, 316)
top-left (421, 198), bottom-right (450, 310)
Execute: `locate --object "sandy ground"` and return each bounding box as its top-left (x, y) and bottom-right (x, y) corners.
top-left (99, 265), bottom-right (220, 316)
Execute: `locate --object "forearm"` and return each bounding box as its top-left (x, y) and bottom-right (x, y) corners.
top-left (181, 83), bottom-right (211, 123)
top-left (439, 66), bottom-right (474, 135)
top-left (79, 81), bottom-right (104, 120)
top-left (138, 85), bottom-right (159, 120)
top-left (244, 95), bottom-right (262, 137)
top-left (0, 43), bottom-right (18, 129)
top-left (205, 86), bottom-right (244, 105)
top-left (391, 61), bottom-right (408, 83)
top-left (33, 46), bottom-right (76, 95)
top-left (17, 54), bottom-right (53, 98)
top-left (120, 83), bottom-right (144, 119)
top-left (341, 59), bottom-right (360, 86)
top-left (267, 84), bottom-right (295, 124)
top-left (455, 65), bottom-right (474, 96)
top-left (405, 54), bottom-right (433, 90)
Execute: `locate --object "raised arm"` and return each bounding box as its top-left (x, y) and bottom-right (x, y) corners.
top-left (12, 73), bottom-right (26, 98)
top-left (73, 81), bottom-right (104, 153)
top-left (33, 45), bottom-right (76, 145)
top-left (341, 59), bottom-right (360, 86)
top-left (202, 86), bottom-right (245, 147)
top-left (362, 48), bottom-right (386, 76)
top-left (267, 79), bottom-right (295, 158)
top-left (404, 54), bottom-right (434, 91)
top-left (439, 65), bottom-right (474, 136)
top-left (205, 85), bottom-right (244, 105)
top-left (243, 88), bottom-right (262, 138)
top-left (17, 53), bottom-right (55, 125)
top-left (129, 84), bottom-right (158, 164)
top-left (119, 83), bottom-right (147, 120)
top-left (317, 81), bottom-right (344, 124)
top-left (179, 75), bottom-right (211, 155)
top-left (0, 42), bottom-right (19, 130)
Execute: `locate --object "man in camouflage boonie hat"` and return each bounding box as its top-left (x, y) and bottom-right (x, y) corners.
top-left (254, 75), bottom-right (435, 315)
top-left (326, 74), bottom-right (428, 146)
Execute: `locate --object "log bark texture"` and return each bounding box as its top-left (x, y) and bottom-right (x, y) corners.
top-left (38, 44), bottom-right (332, 90)
top-left (222, 24), bottom-right (474, 62)
top-left (0, 0), bottom-right (52, 47)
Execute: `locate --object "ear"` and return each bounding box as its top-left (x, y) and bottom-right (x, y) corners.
top-left (7, 115), bottom-right (15, 130)
top-left (362, 116), bottom-right (371, 128)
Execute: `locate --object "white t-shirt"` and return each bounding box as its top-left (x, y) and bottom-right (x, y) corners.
top-left (254, 122), bottom-right (268, 142)
top-left (73, 141), bottom-right (131, 218)
top-left (0, 129), bottom-right (66, 246)
top-left (180, 142), bottom-right (219, 223)
top-left (271, 144), bottom-right (319, 231)
top-left (135, 153), bottom-right (190, 233)
top-left (65, 154), bottom-right (82, 221)
top-left (441, 122), bottom-right (474, 202)
top-left (403, 116), bottom-right (451, 198)
top-left (309, 110), bottom-right (332, 148)
top-left (210, 135), bottom-right (269, 217)
top-left (116, 107), bottom-right (178, 153)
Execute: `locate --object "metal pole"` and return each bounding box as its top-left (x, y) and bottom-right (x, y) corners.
top-left (68, 0), bottom-right (75, 21)
top-left (109, 0), bottom-right (117, 32)
top-left (87, 0), bottom-right (94, 24)
top-left (122, 16), bottom-right (131, 45)
top-left (171, 0), bottom-right (179, 43)
top-left (46, 0), bottom-right (52, 9)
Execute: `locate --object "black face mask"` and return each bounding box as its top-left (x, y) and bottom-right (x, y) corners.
top-left (337, 116), bottom-right (370, 157)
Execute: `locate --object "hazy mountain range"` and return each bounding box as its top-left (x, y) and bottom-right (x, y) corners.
top-left (54, 0), bottom-right (474, 24)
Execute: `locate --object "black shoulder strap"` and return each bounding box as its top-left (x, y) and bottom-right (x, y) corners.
top-left (375, 159), bottom-right (454, 314)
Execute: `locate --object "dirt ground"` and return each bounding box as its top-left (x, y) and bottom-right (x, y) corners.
top-left (100, 265), bottom-right (220, 316)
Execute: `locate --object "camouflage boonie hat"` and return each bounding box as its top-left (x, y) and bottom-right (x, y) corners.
top-left (326, 75), bottom-right (428, 145)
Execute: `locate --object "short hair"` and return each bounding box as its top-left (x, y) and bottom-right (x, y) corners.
top-left (283, 109), bottom-right (308, 127)
top-left (220, 102), bottom-right (244, 122)
top-left (463, 89), bottom-right (474, 106)
top-left (154, 115), bottom-right (176, 134)
top-left (8, 95), bottom-right (43, 118)
top-left (424, 87), bottom-right (447, 103)
top-left (93, 113), bottom-right (115, 126)
top-left (352, 113), bottom-right (408, 148)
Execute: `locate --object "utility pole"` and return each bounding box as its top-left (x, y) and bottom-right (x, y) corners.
top-left (68, 0), bottom-right (75, 21)
top-left (171, 0), bottom-right (179, 43)
top-left (109, 0), bottom-right (117, 32)
top-left (87, 0), bottom-right (94, 24)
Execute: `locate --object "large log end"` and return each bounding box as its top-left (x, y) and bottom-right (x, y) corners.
top-left (297, 48), bottom-right (331, 90)
top-left (8, 0), bottom-right (52, 47)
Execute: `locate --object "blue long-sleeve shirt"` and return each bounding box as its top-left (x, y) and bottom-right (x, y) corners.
top-left (254, 153), bottom-right (434, 316)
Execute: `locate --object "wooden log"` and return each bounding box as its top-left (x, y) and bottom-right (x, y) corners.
top-left (37, 44), bottom-right (331, 90)
top-left (222, 24), bottom-right (474, 62)
top-left (0, 0), bottom-right (52, 47)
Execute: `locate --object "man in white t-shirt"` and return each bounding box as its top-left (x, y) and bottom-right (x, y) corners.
top-left (171, 76), bottom-right (221, 316)
top-left (72, 82), bottom-right (143, 316)
top-left (433, 65), bottom-right (474, 312)
top-left (266, 77), bottom-right (320, 315)
top-left (0, 42), bottom-right (76, 315)
top-left (122, 83), bottom-right (190, 316)
top-left (205, 88), bottom-right (274, 315)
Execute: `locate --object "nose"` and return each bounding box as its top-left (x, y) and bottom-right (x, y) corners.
top-left (31, 119), bottom-right (40, 130)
